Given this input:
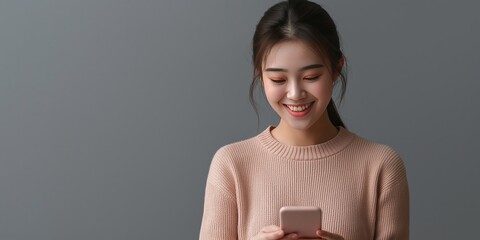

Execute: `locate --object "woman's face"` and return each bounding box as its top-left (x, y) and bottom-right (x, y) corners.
top-left (262, 40), bottom-right (336, 131)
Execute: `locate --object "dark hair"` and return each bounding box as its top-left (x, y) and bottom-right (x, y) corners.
top-left (250, 0), bottom-right (347, 128)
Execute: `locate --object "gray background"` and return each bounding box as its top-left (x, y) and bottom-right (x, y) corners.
top-left (0, 0), bottom-right (478, 239)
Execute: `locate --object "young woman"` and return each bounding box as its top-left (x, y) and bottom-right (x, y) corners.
top-left (199, 0), bottom-right (409, 239)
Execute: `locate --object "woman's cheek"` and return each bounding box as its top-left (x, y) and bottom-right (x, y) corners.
top-left (264, 85), bottom-right (284, 102)
top-left (307, 82), bottom-right (333, 99)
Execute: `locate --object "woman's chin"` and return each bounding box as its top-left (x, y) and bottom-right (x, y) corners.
top-left (281, 120), bottom-right (315, 131)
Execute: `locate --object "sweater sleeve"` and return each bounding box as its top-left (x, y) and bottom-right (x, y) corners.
top-left (199, 147), bottom-right (238, 240)
top-left (374, 149), bottom-right (410, 240)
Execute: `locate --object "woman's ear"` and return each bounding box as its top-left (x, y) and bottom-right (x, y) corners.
top-left (337, 56), bottom-right (345, 71)
top-left (333, 57), bottom-right (345, 82)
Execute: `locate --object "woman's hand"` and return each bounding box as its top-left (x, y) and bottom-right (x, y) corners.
top-left (315, 229), bottom-right (344, 240)
top-left (251, 225), bottom-right (344, 240)
top-left (251, 225), bottom-right (299, 240)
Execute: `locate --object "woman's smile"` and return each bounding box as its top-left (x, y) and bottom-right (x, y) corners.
top-left (283, 101), bottom-right (315, 117)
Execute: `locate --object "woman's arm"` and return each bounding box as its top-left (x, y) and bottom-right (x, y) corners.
top-left (375, 153), bottom-right (410, 239)
top-left (199, 181), bottom-right (238, 239)
top-left (199, 147), bottom-right (238, 239)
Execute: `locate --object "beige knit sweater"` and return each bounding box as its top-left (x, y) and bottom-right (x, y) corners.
top-left (199, 126), bottom-right (409, 240)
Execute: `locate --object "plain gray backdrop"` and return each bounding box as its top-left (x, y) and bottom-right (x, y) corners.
top-left (1, 0), bottom-right (479, 239)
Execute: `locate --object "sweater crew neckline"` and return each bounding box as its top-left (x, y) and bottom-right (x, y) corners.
top-left (257, 125), bottom-right (355, 160)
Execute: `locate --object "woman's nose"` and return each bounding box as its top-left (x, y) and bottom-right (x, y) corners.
top-left (286, 81), bottom-right (306, 100)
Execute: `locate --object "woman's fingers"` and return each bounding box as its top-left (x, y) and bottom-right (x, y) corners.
top-left (281, 233), bottom-right (299, 239)
top-left (256, 226), bottom-right (342, 240)
top-left (262, 225), bottom-right (281, 233)
top-left (251, 225), bottom-right (285, 240)
top-left (316, 229), bottom-right (344, 240)
top-left (264, 230), bottom-right (284, 239)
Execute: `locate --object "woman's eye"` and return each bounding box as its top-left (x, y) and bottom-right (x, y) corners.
top-left (304, 76), bottom-right (320, 81)
top-left (270, 79), bottom-right (286, 83)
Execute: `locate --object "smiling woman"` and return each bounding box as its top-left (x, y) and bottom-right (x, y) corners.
top-left (199, 0), bottom-right (409, 239)
top-left (262, 40), bottom-right (339, 146)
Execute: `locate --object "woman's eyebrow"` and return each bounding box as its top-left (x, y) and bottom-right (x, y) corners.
top-left (265, 64), bottom-right (324, 72)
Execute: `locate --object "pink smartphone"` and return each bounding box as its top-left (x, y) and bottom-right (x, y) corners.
top-left (280, 206), bottom-right (322, 239)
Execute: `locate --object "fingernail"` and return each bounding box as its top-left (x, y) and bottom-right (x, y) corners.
top-left (290, 234), bottom-right (298, 239)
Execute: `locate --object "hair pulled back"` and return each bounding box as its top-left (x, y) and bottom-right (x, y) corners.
top-left (250, 0), bottom-right (347, 128)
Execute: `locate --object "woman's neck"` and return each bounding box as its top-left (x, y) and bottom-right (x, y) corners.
top-left (271, 115), bottom-right (339, 146)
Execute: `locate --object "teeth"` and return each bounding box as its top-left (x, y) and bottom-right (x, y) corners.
top-left (287, 102), bottom-right (312, 112)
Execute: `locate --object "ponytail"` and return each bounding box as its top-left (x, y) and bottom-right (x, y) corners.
top-left (326, 99), bottom-right (346, 128)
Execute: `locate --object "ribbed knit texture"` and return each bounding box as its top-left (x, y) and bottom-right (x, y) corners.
top-left (199, 126), bottom-right (409, 240)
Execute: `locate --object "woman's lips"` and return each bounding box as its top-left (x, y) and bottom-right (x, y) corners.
top-left (283, 101), bottom-right (315, 117)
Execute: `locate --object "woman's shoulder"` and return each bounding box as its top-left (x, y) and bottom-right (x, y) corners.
top-left (212, 134), bottom-right (262, 162)
top-left (348, 130), bottom-right (402, 159)
top-left (348, 130), bottom-right (407, 182)
top-left (206, 133), bottom-right (264, 182)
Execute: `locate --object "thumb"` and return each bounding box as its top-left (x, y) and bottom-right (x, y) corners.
top-left (316, 230), bottom-right (344, 240)
top-left (262, 225), bottom-right (281, 233)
